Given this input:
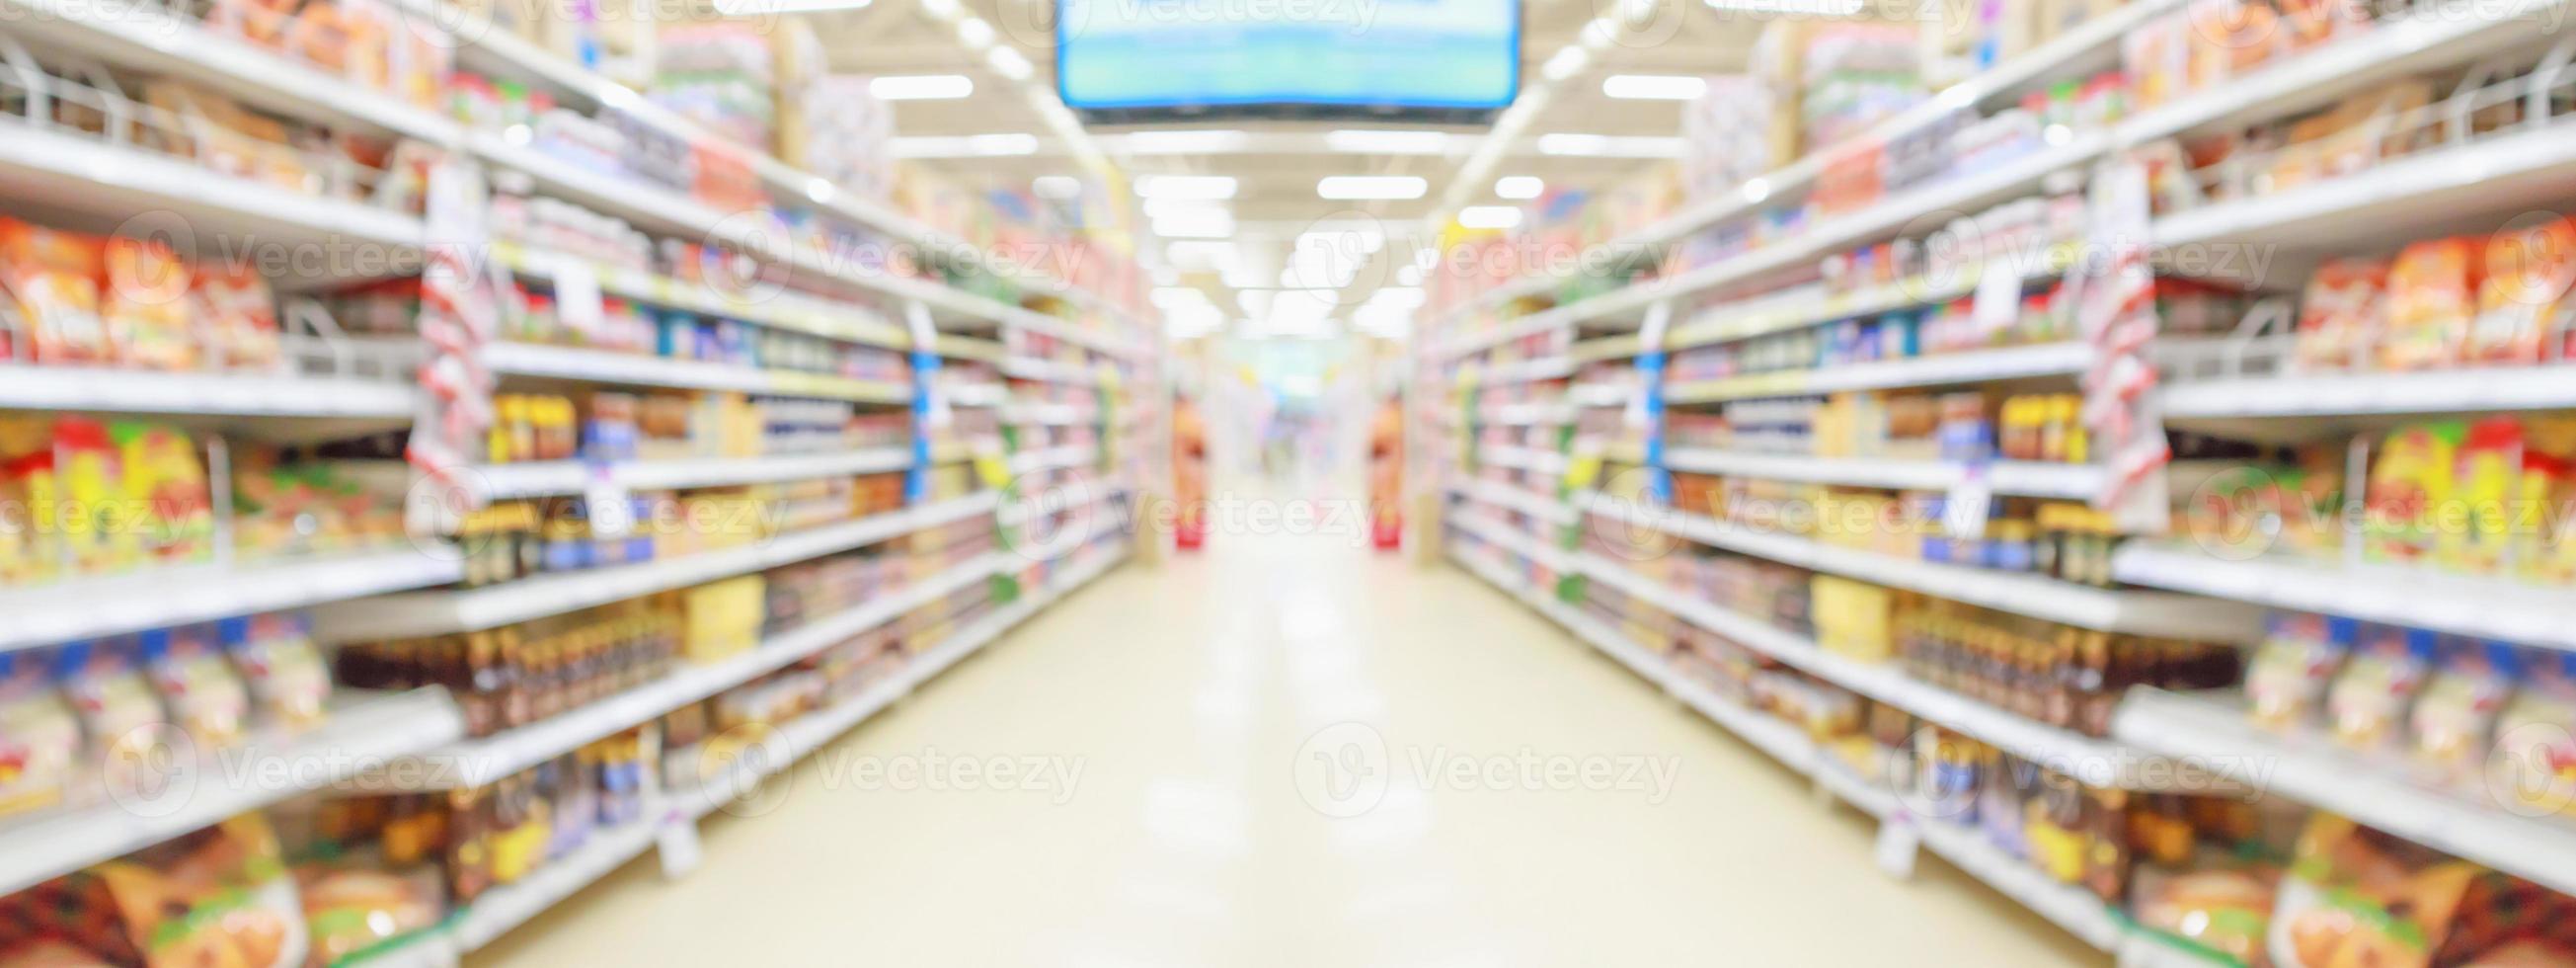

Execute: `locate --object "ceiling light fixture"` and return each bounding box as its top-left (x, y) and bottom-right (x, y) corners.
top-left (954, 16), bottom-right (995, 48)
top-left (889, 133), bottom-right (1040, 157)
top-left (1494, 175), bottom-right (1543, 200)
top-left (1317, 175), bottom-right (1428, 201)
top-left (1705, 0), bottom-right (1864, 13)
top-left (1032, 175), bottom-right (1082, 199)
top-left (1152, 208), bottom-right (1235, 239)
top-left (1602, 74), bottom-right (1709, 100)
top-left (1142, 198), bottom-right (1229, 219)
top-left (1535, 133), bottom-right (1685, 158)
top-left (1120, 129), bottom-right (1250, 154)
top-left (711, 0), bottom-right (871, 15)
top-left (1149, 286), bottom-right (1210, 309)
top-left (870, 74), bottom-right (974, 100)
top-left (1136, 175), bottom-right (1239, 200)
top-left (1325, 129), bottom-right (1451, 154)
top-left (1457, 205), bottom-right (1523, 230)
top-left (987, 46), bottom-right (1034, 81)
top-left (1539, 46), bottom-right (1591, 81)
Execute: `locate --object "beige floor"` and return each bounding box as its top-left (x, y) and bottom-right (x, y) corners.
top-left (479, 527), bottom-right (2104, 967)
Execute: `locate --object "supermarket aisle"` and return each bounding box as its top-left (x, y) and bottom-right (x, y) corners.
top-left (480, 527), bottom-right (2098, 967)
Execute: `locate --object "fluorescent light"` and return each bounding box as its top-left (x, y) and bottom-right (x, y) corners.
top-left (1535, 133), bottom-right (1685, 158)
top-left (1494, 175), bottom-right (1543, 200)
top-left (1152, 208), bottom-right (1235, 239)
top-left (1121, 129), bottom-right (1249, 154)
top-left (1150, 286), bottom-right (1210, 309)
top-left (1603, 74), bottom-right (1708, 101)
top-left (1136, 175), bottom-right (1238, 200)
top-left (1540, 45), bottom-right (1591, 81)
top-left (1396, 264), bottom-right (1424, 286)
top-left (805, 178), bottom-right (835, 203)
top-left (1367, 286), bottom-right (1426, 309)
top-left (1142, 198), bottom-right (1228, 219)
top-left (1742, 177), bottom-right (1770, 202)
top-left (1317, 176), bottom-right (1427, 201)
top-left (918, 0), bottom-right (960, 19)
top-left (889, 133), bottom-right (1039, 157)
top-left (1166, 240), bottom-right (1237, 270)
top-left (1325, 129), bottom-right (1450, 154)
top-left (870, 74), bottom-right (973, 100)
top-left (954, 16), bottom-right (994, 48)
top-left (1458, 205), bottom-right (1522, 230)
top-left (987, 46), bottom-right (1034, 81)
top-left (1032, 175), bottom-right (1082, 200)
top-left (1706, 0), bottom-right (1863, 12)
top-left (711, 0), bottom-right (872, 15)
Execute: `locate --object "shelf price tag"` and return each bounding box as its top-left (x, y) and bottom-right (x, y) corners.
top-left (1875, 809), bottom-right (1920, 880)
top-left (1972, 259), bottom-right (2022, 340)
top-left (553, 260), bottom-right (605, 339)
top-left (657, 814), bottom-right (704, 879)
top-left (1943, 464), bottom-right (1993, 541)
top-left (585, 467), bottom-right (633, 539)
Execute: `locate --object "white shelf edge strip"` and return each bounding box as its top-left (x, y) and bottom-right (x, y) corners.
top-left (0, 365), bottom-right (419, 418)
top-left (357, 552), bottom-right (1006, 790)
top-left (0, 550), bottom-right (462, 653)
top-left (1664, 343), bottom-right (2093, 404)
top-left (1576, 494), bottom-right (2264, 640)
top-left (0, 688), bottom-right (465, 896)
top-left (313, 493), bottom-right (1000, 639)
top-left (1572, 552), bottom-right (2196, 790)
top-left (1444, 546), bottom-right (2135, 955)
top-left (2111, 543), bottom-right (2576, 651)
top-left (484, 343), bottom-right (911, 403)
top-left (2159, 364), bottom-right (2576, 419)
top-left (1659, 448), bottom-right (2107, 501)
top-left (472, 446), bottom-right (916, 499)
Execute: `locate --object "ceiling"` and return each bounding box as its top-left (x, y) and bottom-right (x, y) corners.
top-left (797, 0), bottom-right (1764, 337)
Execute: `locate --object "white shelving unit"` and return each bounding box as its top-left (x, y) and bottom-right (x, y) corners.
top-left (312, 494), bottom-right (1000, 638)
top-left (0, 366), bottom-right (421, 419)
top-left (468, 446), bottom-right (916, 500)
top-left (0, 550), bottom-right (464, 653)
top-left (1578, 494), bottom-right (2264, 639)
top-left (484, 343), bottom-right (913, 404)
top-left (2112, 543), bottom-right (2576, 651)
top-left (1664, 343), bottom-right (2093, 404)
top-left (0, 688), bottom-right (465, 896)
top-left (1661, 448), bottom-right (2107, 500)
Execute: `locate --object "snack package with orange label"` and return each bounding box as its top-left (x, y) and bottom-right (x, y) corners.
top-left (2382, 236), bottom-right (2483, 370)
top-left (0, 217), bottom-right (114, 366)
top-left (2470, 217), bottom-right (2576, 365)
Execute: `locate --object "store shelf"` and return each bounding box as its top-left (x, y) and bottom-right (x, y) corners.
top-left (673, 545), bottom-right (1127, 820)
top-left (493, 242), bottom-right (909, 350)
top-left (1576, 495), bottom-right (2262, 639)
top-left (1665, 245), bottom-right (2082, 352)
top-left (313, 494), bottom-right (1000, 638)
top-left (2152, 124), bottom-right (2576, 261)
top-left (1661, 448), bottom-right (2106, 500)
top-left (351, 553), bottom-right (1005, 791)
top-left (1479, 444), bottom-right (1568, 474)
top-left (2111, 542), bottom-right (2576, 651)
top-left (0, 123), bottom-right (422, 273)
top-left (485, 343), bottom-right (912, 404)
top-left (0, 688), bottom-right (464, 896)
top-left (1477, 402), bottom-right (1576, 426)
top-left (942, 383), bottom-right (1009, 408)
top-left (0, 550), bottom-right (462, 654)
top-left (1004, 403), bottom-right (1099, 425)
top-left (934, 335), bottom-right (1010, 363)
top-left (469, 446), bottom-right (916, 500)
top-left (2116, 687), bottom-right (2576, 899)
top-left (0, 364), bottom-right (419, 419)
top-left (1445, 511), bottom-right (1569, 573)
top-left (1472, 357), bottom-right (1576, 384)
top-left (2112, 0), bottom-right (2568, 145)
top-left (2159, 364), bottom-right (2576, 421)
top-left (1574, 553), bottom-right (2198, 789)
top-left (1665, 343), bottom-right (2092, 404)
top-left (1451, 545), bottom-right (2146, 959)
top-left (1002, 357), bottom-right (1110, 385)
top-left (1448, 478), bottom-right (1575, 524)
top-left (1009, 444), bottom-right (1100, 474)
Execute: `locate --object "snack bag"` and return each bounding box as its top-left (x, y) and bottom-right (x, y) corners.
top-left (92, 815), bottom-right (307, 968)
top-left (141, 625), bottom-right (252, 750)
top-left (2489, 649), bottom-right (2576, 821)
top-left (0, 217), bottom-right (113, 365)
top-left (112, 423), bottom-right (213, 567)
top-left (293, 860), bottom-right (445, 966)
top-left (100, 236), bottom-right (196, 371)
top-left (0, 650), bottom-right (80, 819)
top-left (191, 263), bottom-right (281, 370)
top-left (51, 419), bottom-right (131, 575)
top-left (2470, 217), bottom-right (2576, 365)
top-left (224, 612), bottom-right (334, 732)
top-left (2247, 612), bottom-right (2352, 730)
top-left (0, 449), bottom-right (59, 587)
top-left (2296, 258), bottom-right (2388, 370)
top-left (2449, 419), bottom-right (2526, 575)
top-left (2364, 422), bottom-right (2465, 567)
top-left (2270, 815), bottom-right (2482, 968)
top-left (2135, 864), bottom-right (2282, 966)
top-left (2326, 624), bottom-right (2435, 753)
top-left (2523, 451), bottom-right (2576, 586)
top-left (2382, 237), bottom-right (2482, 370)
top-left (56, 640), bottom-right (170, 795)
top-left (2434, 874), bottom-right (2576, 965)
top-left (2410, 638), bottom-right (2518, 787)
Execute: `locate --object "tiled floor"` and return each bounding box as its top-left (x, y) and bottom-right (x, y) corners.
top-left (480, 527), bottom-right (2101, 967)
